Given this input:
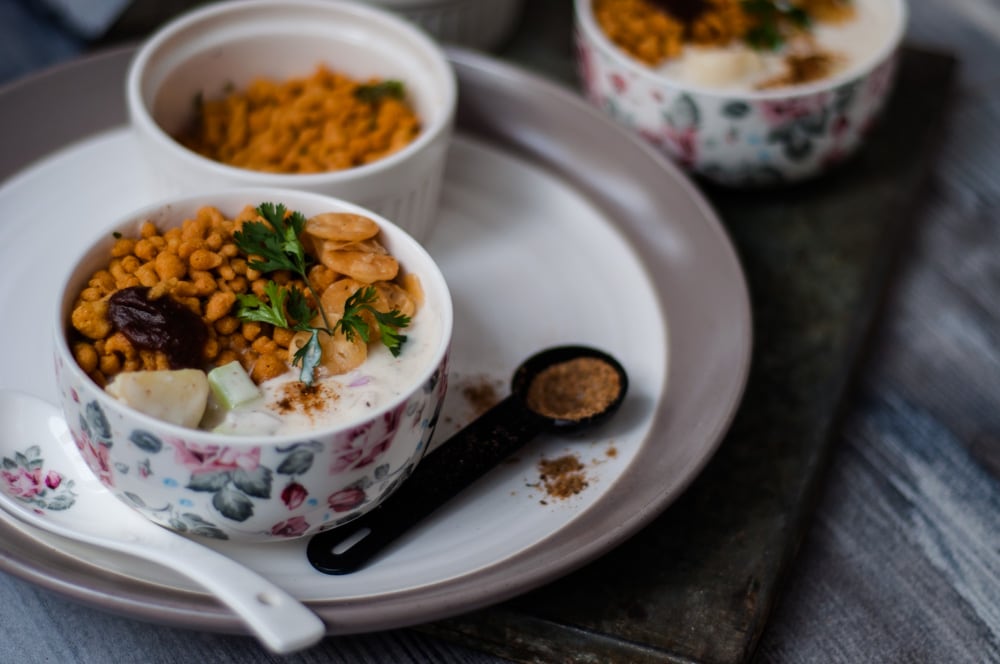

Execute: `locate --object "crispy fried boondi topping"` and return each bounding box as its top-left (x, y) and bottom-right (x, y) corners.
top-left (593, 0), bottom-right (855, 73)
top-left (176, 66), bottom-right (420, 174)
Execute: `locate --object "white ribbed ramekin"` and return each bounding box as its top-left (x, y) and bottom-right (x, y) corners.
top-left (126, 0), bottom-right (457, 242)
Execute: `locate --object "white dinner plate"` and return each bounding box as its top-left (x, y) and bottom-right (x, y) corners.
top-left (0, 47), bottom-right (751, 635)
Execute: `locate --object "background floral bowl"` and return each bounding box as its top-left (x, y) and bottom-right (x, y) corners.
top-left (53, 189), bottom-right (453, 543)
top-left (573, 0), bottom-right (908, 187)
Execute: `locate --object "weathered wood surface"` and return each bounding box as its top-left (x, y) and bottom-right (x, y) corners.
top-left (413, 19), bottom-right (959, 664)
top-left (1, 1), bottom-right (999, 663)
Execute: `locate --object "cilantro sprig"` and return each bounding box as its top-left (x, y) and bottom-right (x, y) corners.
top-left (335, 286), bottom-right (410, 354)
top-left (233, 203), bottom-right (410, 385)
top-left (234, 202), bottom-right (310, 275)
top-left (236, 281), bottom-right (316, 330)
top-left (741, 0), bottom-right (811, 51)
top-left (354, 80), bottom-right (406, 104)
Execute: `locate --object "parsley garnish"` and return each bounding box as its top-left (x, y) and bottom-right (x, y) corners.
top-left (354, 80), bottom-right (406, 104)
top-left (335, 286), bottom-right (410, 355)
top-left (741, 0), bottom-right (811, 51)
top-left (234, 202), bottom-right (310, 275)
top-left (236, 282), bottom-right (313, 330)
top-left (233, 203), bottom-right (410, 385)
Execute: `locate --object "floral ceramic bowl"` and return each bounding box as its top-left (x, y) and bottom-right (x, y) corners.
top-left (574, 0), bottom-right (907, 186)
top-left (126, 0), bottom-right (457, 242)
top-left (53, 189), bottom-right (453, 543)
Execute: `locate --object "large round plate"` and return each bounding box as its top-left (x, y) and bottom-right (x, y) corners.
top-left (0, 47), bottom-right (751, 634)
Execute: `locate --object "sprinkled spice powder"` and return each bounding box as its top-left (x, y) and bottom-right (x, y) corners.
top-left (538, 454), bottom-right (589, 500)
top-left (273, 381), bottom-right (337, 418)
top-left (525, 357), bottom-right (621, 421)
top-left (462, 380), bottom-right (501, 417)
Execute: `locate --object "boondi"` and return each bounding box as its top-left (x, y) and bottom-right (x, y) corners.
top-left (69, 205), bottom-right (421, 389)
top-left (592, 0), bottom-right (855, 67)
top-left (175, 65), bottom-right (421, 173)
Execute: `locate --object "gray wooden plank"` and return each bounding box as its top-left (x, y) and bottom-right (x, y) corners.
top-left (0, 571), bottom-right (506, 663)
top-left (757, 389), bottom-right (1000, 663)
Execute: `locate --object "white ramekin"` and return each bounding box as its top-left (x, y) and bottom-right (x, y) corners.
top-left (126, 0), bottom-right (457, 242)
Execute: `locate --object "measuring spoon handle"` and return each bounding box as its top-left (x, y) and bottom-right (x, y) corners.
top-left (307, 395), bottom-right (543, 574)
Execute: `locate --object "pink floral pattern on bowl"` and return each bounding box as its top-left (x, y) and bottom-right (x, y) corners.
top-left (54, 350), bottom-right (449, 542)
top-left (574, 8), bottom-right (902, 187)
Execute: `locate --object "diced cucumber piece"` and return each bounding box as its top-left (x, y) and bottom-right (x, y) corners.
top-left (207, 361), bottom-right (262, 410)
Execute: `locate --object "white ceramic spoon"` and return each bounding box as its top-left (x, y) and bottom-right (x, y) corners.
top-left (0, 390), bottom-right (326, 655)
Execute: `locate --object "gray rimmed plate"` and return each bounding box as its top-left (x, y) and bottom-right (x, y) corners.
top-left (0, 47), bottom-right (750, 635)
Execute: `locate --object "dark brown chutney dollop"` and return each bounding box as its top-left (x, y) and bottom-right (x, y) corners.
top-left (107, 286), bottom-right (208, 369)
top-left (650, 0), bottom-right (711, 25)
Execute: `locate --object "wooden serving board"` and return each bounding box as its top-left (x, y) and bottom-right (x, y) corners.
top-left (415, 9), bottom-right (957, 662)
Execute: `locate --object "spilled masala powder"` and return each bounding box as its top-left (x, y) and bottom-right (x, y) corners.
top-left (537, 454), bottom-right (589, 500)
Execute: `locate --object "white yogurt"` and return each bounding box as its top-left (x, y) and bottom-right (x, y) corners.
top-left (209, 304), bottom-right (442, 436)
top-left (657, 0), bottom-right (897, 90)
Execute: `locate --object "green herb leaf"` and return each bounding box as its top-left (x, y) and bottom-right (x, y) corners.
top-left (375, 310), bottom-right (410, 357)
top-left (787, 6), bottom-right (811, 27)
top-left (284, 288), bottom-right (316, 331)
top-left (354, 80), bottom-right (406, 104)
top-left (233, 203), bottom-right (310, 275)
top-left (334, 286), bottom-right (411, 356)
top-left (232, 204), bottom-right (412, 386)
top-left (236, 282), bottom-right (290, 328)
top-left (335, 287), bottom-right (377, 344)
top-left (745, 23), bottom-right (783, 50)
top-left (740, 0), bottom-right (812, 51)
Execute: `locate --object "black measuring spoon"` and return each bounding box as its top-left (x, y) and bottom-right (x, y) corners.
top-left (307, 345), bottom-right (628, 575)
